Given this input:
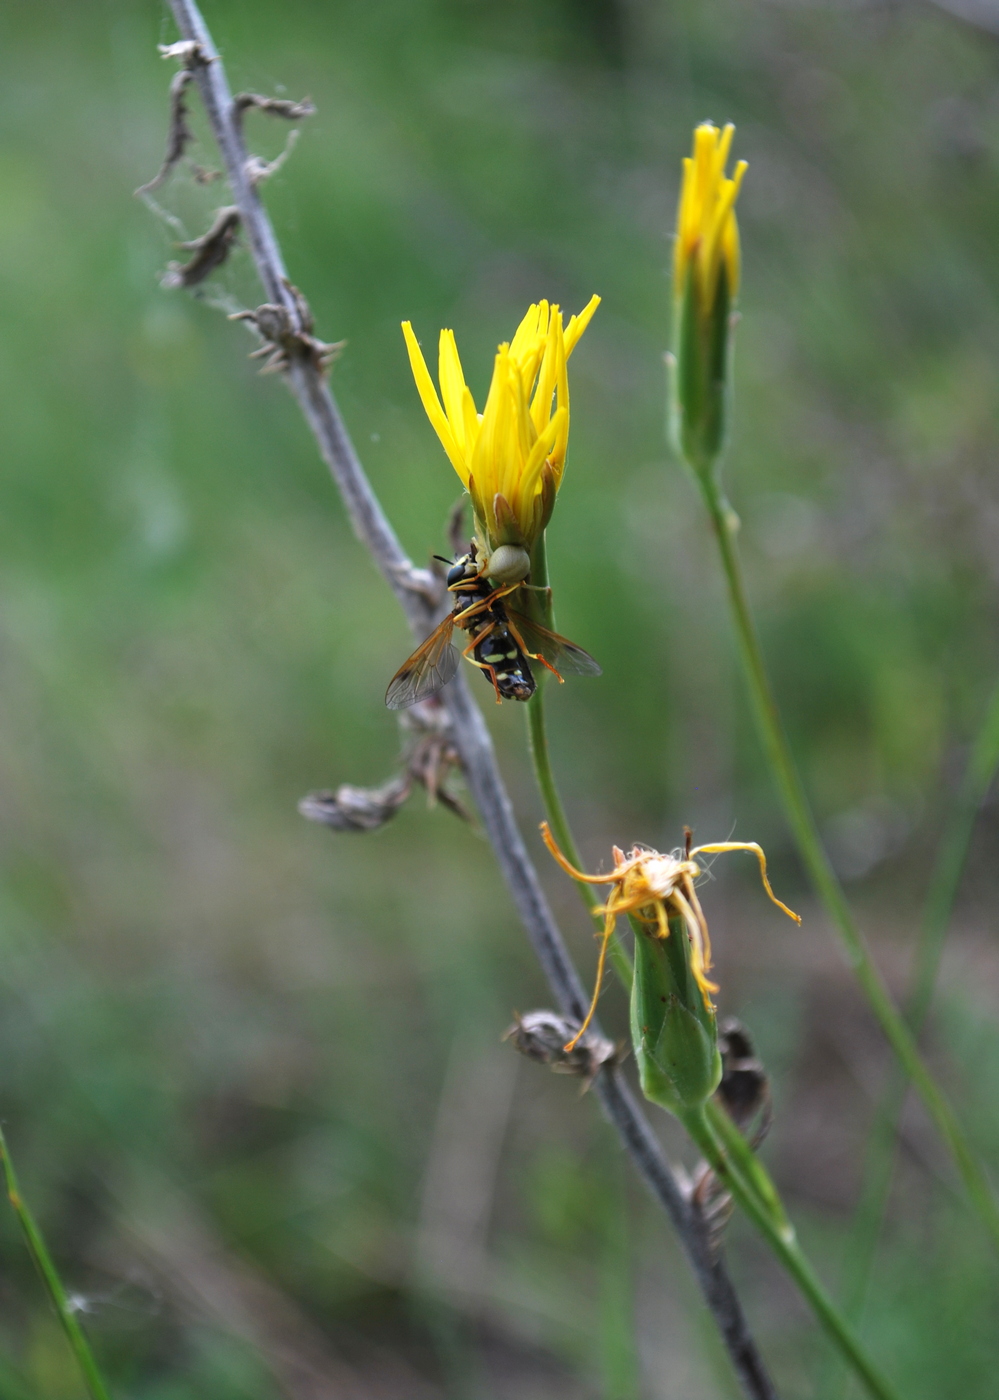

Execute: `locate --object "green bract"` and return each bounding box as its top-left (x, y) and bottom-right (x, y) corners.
top-left (631, 913), bottom-right (721, 1115)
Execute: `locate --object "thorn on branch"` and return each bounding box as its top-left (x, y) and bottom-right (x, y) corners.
top-left (503, 1009), bottom-right (620, 1089)
top-left (161, 206), bottom-right (241, 289)
top-left (229, 279), bottom-right (344, 375)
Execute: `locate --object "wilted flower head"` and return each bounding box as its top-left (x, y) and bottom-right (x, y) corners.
top-left (402, 297), bottom-right (600, 576)
top-left (670, 123), bottom-right (747, 472)
top-left (541, 824), bottom-right (798, 1113)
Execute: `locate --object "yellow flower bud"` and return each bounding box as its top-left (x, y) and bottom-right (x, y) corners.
top-left (670, 122), bottom-right (747, 474)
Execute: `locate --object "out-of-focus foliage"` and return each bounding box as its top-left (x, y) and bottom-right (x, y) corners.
top-left (1, 0), bottom-right (998, 1395)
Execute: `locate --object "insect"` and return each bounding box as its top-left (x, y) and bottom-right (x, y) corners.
top-left (385, 546), bottom-right (601, 710)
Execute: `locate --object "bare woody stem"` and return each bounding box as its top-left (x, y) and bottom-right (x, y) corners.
top-left (696, 474), bottom-right (999, 1252)
top-left (0, 1127), bottom-right (111, 1400)
top-left (159, 5), bottom-right (779, 1397)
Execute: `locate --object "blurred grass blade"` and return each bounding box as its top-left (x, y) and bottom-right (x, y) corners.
top-left (695, 473), bottom-right (999, 1255)
top-left (820, 676), bottom-right (999, 1400)
top-left (681, 1105), bottom-right (903, 1400)
top-left (0, 1126), bottom-right (111, 1400)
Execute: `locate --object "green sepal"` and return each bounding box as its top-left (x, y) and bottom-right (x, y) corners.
top-left (630, 914), bottom-right (721, 1116)
top-left (669, 262), bottom-right (734, 477)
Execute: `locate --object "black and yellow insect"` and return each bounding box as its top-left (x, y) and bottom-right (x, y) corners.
top-left (385, 546), bottom-right (600, 710)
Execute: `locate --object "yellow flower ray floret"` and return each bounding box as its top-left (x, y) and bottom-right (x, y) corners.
top-left (402, 296), bottom-right (600, 553)
top-left (674, 121), bottom-right (747, 310)
top-left (540, 823), bottom-right (800, 1051)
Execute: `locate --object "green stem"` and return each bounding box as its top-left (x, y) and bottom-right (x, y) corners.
top-left (696, 471), bottom-right (999, 1253)
top-left (0, 1126), bottom-right (111, 1400)
top-left (821, 677), bottom-right (999, 1399)
top-left (526, 532), bottom-right (632, 990)
top-left (680, 1105), bottom-right (903, 1400)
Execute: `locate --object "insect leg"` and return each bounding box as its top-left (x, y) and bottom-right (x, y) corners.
top-left (504, 614), bottom-right (564, 682)
top-left (460, 623), bottom-right (504, 703)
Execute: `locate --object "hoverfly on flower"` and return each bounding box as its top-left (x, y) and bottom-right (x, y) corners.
top-left (388, 297), bottom-right (603, 708)
top-left (385, 542), bottom-right (600, 710)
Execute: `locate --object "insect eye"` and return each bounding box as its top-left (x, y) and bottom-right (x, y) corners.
top-left (446, 562), bottom-right (467, 586)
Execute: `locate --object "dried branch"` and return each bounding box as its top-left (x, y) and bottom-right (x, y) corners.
top-left (158, 5), bottom-right (779, 1396)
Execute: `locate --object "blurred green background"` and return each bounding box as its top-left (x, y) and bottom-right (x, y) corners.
top-left (1, 0), bottom-right (999, 1395)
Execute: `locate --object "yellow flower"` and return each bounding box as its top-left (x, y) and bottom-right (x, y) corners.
top-left (402, 297), bottom-right (600, 575)
top-left (541, 823), bottom-right (799, 1046)
top-left (674, 122), bottom-right (747, 315)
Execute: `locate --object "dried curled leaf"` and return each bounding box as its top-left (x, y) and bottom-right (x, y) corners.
top-left (135, 41), bottom-right (211, 198)
top-left (717, 1018), bottom-right (771, 1139)
top-left (299, 776), bottom-right (411, 832)
top-left (503, 1009), bottom-right (619, 1088)
top-left (161, 206), bottom-right (241, 289)
top-left (234, 93), bottom-right (317, 123)
top-left (229, 280), bottom-right (344, 376)
top-left (691, 1018), bottom-right (772, 1254)
top-left (299, 694), bottom-right (470, 834)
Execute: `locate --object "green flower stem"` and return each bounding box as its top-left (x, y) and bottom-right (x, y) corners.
top-left (0, 1126), bottom-right (111, 1400)
top-left (821, 677), bottom-right (999, 1399)
top-left (526, 531), bottom-right (632, 991)
top-left (695, 470), bottom-right (999, 1252)
top-left (680, 1105), bottom-right (903, 1400)
top-left (705, 1097), bottom-right (789, 1233)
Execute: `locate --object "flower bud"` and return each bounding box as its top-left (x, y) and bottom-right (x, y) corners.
top-left (631, 913), bottom-right (721, 1115)
top-left (669, 123), bottom-right (746, 475)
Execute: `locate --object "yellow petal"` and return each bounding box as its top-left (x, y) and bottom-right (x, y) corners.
top-left (564, 294), bottom-right (600, 357)
top-left (438, 329), bottom-right (471, 454)
top-left (402, 322), bottom-right (468, 484)
top-left (530, 308), bottom-right (562, 436)
top-left (519, 406), bottom-right (565, 509)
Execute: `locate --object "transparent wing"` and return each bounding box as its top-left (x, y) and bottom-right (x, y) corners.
top-left (507, 611), bottom-right (602, 677)
top-left (385, 615), bottom-right (459, 709)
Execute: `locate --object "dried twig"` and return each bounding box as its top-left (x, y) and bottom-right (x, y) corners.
top-left (157, 6), bottom-right (779, 1396)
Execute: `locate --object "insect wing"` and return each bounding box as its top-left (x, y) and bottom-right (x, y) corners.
top-left (385, 615), bottom-right (459, 709)
top-left (507, 611), bottom-right (602, 677)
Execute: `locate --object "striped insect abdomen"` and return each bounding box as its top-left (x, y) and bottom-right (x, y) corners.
top-left (472, 617), bottom-right (535, 701)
